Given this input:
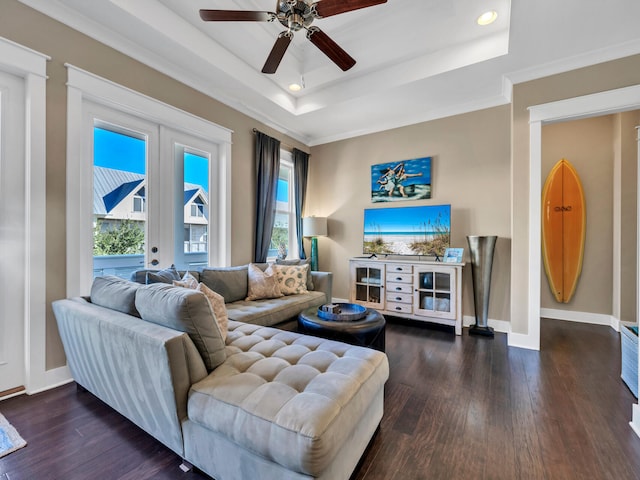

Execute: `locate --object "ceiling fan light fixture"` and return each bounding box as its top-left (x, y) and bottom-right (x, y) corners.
top-left (289, 75), bottom-right (306, 92)
top-left (477, 10), bottom-right (498, 26)
top-left (200, 0), bottom-right (388, 73)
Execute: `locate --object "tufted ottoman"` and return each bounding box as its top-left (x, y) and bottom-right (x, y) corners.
top-left (183, 320), bottom-right (389, 480)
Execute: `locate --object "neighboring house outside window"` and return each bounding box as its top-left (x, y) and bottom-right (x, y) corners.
top-left (93, 166), bottom-right (210, 270)
top-left (184, 187), bottom-right (208, 254)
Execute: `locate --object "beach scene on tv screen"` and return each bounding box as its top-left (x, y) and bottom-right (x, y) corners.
top-left (363, 205), bottom-right (451, 256)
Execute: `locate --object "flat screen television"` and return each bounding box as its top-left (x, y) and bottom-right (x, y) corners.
top-left (363, 204), bottom-right (451, 257)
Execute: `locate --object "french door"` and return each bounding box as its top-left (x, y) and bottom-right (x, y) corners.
top-left (85, 103), bottom-right (218, 284)
top-left (66, 66), bottom-right (231, 297)
top-left (0, 70), bottom-right (26, 393)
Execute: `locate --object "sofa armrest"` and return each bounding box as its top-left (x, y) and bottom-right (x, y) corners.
top-left (52, 297), bottom-right (208, 457)
top-left (311, 271), bottom-right (333, 303)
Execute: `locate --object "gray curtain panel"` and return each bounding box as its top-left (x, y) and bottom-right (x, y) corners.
top-left (254, 130), bottom-right (281, 262)
top-left (292, 148), bottom-right (309, 259)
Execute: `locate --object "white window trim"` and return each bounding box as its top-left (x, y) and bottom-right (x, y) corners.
top-left (268, 150), bottom-right (299, 261)
top-left (66, 65), bottom-right (233, 297)
top-left (0, 36), bottom-right (53, 393)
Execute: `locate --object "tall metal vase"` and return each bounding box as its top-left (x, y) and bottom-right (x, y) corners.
top-left (466, 235), bottom-right (497, 337)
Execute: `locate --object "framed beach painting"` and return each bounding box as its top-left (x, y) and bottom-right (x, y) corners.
top-left (371, 156), bottom-right (431, 203)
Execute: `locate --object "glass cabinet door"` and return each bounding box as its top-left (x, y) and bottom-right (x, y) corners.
top-left (351, 263), bottom-right (385, 308)
top-left (414, 266), bottom-right (455, 319)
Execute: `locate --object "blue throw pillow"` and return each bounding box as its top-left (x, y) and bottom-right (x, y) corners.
top-left (146, 264), bottom-right (181, 284)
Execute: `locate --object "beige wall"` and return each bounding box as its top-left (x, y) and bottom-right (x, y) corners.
top-left (308, 106), bottom-right (512, 324)
top-left (0, 0), bottom-right (309, 369)
top-left (512, 54), bottom-right (640, 335)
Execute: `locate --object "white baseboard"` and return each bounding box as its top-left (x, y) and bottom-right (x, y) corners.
top-left (540, 308), bottom-right (619, 330)
top-left (508, 331), bottom-right (540, 350)
top-left (27, 365), bottom-right (73, 395)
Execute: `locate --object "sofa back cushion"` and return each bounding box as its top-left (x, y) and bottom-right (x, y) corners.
top-left (135, 283), bottom-right (226, 371)
top-left (91, 276), bottom-right (142, 317)
top-left (199, 265), bottom-right (251, 303)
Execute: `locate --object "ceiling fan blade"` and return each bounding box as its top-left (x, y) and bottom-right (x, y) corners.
top-left (262, 33), bottom-right (293, 74)
top-left (199, 10), bottom-right (274, 22)
top-left (313, 0), bottom-right (387, 18)
top-left (306, 27), bottom-right (356, 71)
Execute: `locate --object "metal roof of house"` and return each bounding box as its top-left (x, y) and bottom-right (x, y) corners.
top-left (94, 166), bottom-right (144, 215)
top-left (94, 166), bottom-right (208, 215)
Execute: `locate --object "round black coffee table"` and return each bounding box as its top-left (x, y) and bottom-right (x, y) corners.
top-left (298, 306), bottom-right (386, 352)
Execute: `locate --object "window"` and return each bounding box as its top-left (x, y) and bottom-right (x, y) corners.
top-left (92, 123), bottom-right (148, 278)
top-left (133, 193), bottom-right (146, 213)
top-left (191, 204), bottom-right (204, 217)
top-left (177, 147), bottom-right (210, 267)
top-left (269, 151), bottom-right (298, 260)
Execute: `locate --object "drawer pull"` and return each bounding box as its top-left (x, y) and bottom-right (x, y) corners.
top-left (395, 306), bottom-right (402, 310)
top-left (395, 277), bottom-right (402, 281)
top-left (395, 287), bottom-right (402, 291)
top-left (396, 267), bottom-right (402, 271)
top-left (395, 296), bottom-right (402, 301)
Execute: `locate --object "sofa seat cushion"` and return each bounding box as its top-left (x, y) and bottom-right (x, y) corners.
top-left (225, 291), bottom-right (326, 326)
top-left (187, 321), bottom-right (389, 477)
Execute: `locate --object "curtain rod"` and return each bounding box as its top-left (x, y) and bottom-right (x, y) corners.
top-left (252, 128), bottom-right (309, 155)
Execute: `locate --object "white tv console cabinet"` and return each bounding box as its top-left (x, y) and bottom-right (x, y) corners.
top-left (349, 258), bottom-right (465, 335)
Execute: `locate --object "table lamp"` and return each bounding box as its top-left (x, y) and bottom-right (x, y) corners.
top-left (303, 216), bottom-right (328, 271)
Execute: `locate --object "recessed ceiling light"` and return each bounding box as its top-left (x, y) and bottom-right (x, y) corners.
top-left (288, 83), bottom-right (302, 92)
top-left (477, 10), bottom-right (498, 26)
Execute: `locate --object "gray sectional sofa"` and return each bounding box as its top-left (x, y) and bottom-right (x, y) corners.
top-left (130, 263), bottom-right (332, 327)
top-left (52, 272), bottom-right (389, 480)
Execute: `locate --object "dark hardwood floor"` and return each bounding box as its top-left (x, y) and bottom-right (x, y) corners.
top-left (2, 318), bottom-right (640, 479)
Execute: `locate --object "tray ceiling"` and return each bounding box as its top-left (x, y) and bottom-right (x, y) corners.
top-left (17, 0), bottom-right (640, 145)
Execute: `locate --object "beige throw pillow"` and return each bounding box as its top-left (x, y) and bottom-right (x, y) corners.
top-left (246, 263), bottom-right (283, 301)
top-left (271, 263), bottom-right (309, 295)
top-left (275, 258), bottom-right (314, 290)
top-left (197, 283), bottom-right (228, 340)
top-left (172, 271), bottom-right (199, 290)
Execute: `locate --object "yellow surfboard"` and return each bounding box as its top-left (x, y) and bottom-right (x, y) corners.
top-left (542, 159), bottom-right (586, 303)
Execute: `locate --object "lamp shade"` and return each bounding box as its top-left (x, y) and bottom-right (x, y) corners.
top-left (303, 217), bottom-right (328, 237)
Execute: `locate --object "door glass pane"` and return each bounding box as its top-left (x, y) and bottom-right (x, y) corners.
top-left (181, 151), bottom-right (209, 268)
top-left (93, 125), bottom-right (147, 279)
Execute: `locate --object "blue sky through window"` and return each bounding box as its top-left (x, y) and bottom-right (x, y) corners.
top-left (94, 127), bottom-right (209, 192)
top-left (276, 179), bottom-right (288, 203)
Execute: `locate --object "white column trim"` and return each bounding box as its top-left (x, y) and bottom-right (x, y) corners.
top-left (0, 37), bottom-right (50, 393)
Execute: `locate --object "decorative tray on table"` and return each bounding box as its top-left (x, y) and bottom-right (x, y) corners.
top-left (317, 303), bottom-right (367, 322)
